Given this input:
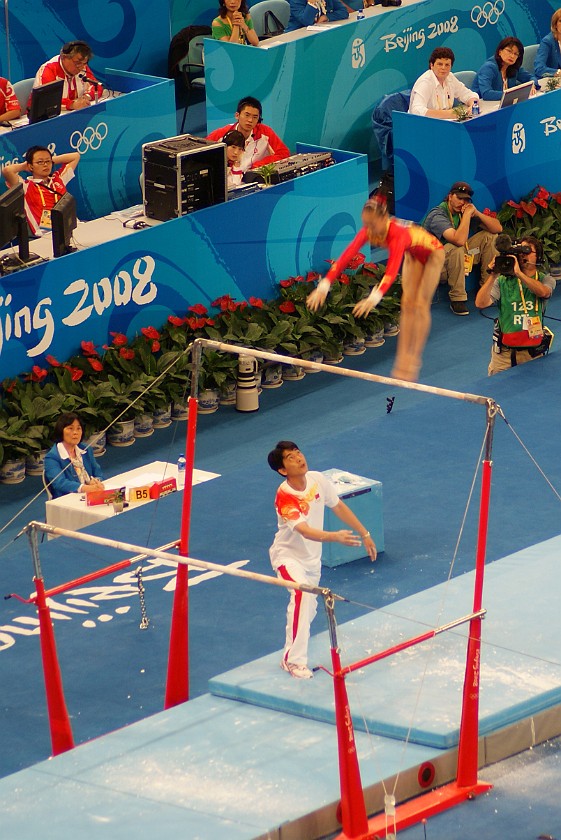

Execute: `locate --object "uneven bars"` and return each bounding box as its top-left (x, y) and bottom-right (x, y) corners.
top-left (194, 339), bottom-right (497, 407)
top-left (339, 608), bottom-right (487, 676)
top-left (24, 522), bottom-right (339, 599)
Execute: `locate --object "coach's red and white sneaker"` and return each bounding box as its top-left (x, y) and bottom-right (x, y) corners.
top-left (280, 659), bottom-right (313, 679)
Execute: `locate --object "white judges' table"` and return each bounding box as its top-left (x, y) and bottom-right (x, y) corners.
top-left (45, 460), bottom-right (220, 533)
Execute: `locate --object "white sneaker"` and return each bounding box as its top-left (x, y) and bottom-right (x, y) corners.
top-left (280, 659), bottom-right (313, 679)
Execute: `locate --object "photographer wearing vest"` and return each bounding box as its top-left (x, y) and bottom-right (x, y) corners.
top-left (475, 234), bottom-right (556, 376)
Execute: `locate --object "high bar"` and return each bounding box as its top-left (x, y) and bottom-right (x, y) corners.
top-left (194, 339), bottom-right (497, 408)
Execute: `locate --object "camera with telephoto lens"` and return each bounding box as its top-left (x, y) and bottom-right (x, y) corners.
top-left (493, 234), bottom-right (532, 276)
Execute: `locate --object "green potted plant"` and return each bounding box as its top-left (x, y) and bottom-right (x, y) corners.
top-left (0, 411), bottom-right (45, 483)
top-left (498, 185), bottom-right (561, 267)
top-left (1, 380), bottom-right (67, 474)
top-left (197, 349), bottom-right (238, 413)
top-left (253, 162), bottom-right (277, 187)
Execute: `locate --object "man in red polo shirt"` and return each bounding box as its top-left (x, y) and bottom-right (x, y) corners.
top-left (29, 40), bottom-right (100, 112)
top-left (2, 146), bottom-right (80, 236)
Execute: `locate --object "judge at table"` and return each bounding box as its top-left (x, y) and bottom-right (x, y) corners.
top-left (44, 412), bottom-right (104, 498)
top-left (473, 37), bottom-right (537, 100)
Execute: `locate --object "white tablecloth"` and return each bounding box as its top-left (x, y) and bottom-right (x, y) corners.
top-left (45, 461), bottom-right (220, 533)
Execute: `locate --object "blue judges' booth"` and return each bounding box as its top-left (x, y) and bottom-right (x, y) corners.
top-left (393, 89), bottom-right (561, 221)
top-left (0, 71), bottom-right (176, 221)
top-left (0, 146), bottom-right (368, 380)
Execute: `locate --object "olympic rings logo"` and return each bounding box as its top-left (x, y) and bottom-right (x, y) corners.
top-left (69, 122), bottom-right (109, 154)
top-left (470, 0), bottom-right (504, 28)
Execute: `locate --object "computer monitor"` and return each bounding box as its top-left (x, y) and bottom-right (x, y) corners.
top-left (51, 192), bottom-right (77, 257)
top-left (499, 81), bottom-right (534, 109)
top-left (0, 183), bottom-right (37, 271)
top-left (28, 79), bottom-right (64, 124)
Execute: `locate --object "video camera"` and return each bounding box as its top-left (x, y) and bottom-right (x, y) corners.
top-left (494, 234), bottom-right (532, 276)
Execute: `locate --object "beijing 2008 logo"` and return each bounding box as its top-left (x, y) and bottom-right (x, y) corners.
top-left (352, 38), bottom-right (365, 69)
top-left (470, 0), bottom-right (504, 28)
top-left (512, 121), bottom-right (525, 154)
top-left (69, 122), bottom-right (109, 154)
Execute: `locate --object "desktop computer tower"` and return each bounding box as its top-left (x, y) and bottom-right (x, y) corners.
top-left (142, 134), bottom-right (227, 222)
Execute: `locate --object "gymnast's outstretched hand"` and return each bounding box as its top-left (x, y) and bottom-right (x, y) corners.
top-left (353, 285), bottom-right (382, 318)
top-left (306, 278), bottom-right (331, 312)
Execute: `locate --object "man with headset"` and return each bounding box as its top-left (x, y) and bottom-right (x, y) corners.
top-left (30, 40), bottom-right (100, 112)
top-left (206, 95), bottom-right (290, 171)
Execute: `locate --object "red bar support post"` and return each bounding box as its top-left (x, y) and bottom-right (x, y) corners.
top-left (323, 594), bottom-right (370, 840)
top-left (34, 576), bottom-right (75, 755)
top-left (164, 392), bottom-right (199, 708)
top-left (367, 403), bottom-right (497, 837)
top-left (456, 449), bottom-right (493, 786)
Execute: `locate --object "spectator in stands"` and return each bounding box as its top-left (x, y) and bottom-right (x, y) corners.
top-left (2, 146), bottom-right (80, 237)
top-left (286, 0), bottom-right (348, 32)
top-left (423, 181), bottom-right (502, 316)
top-left (535, 9), bottom-right (561, 78)
top-left (207, 96), bottom-right (290, 171)
top-left (44, 412), bottom-right (104, 498)
top-left (409, 47), bottom-right (478, 119)
top-left (475, 235), bottom-right (555, 375)
top-left (0, 77), bottom-right (21, 123)
top-left (212, 0), bottom-right (259, 44)
top-left (223, 130), bottom-right (246, 187)
top-left (473, 37), bottom-right (537, 100)
top-left (30, 40), bottom-right (100, 112)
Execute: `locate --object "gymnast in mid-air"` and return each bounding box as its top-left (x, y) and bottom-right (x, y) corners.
top-left (307, 196), bottom-right (445, 382)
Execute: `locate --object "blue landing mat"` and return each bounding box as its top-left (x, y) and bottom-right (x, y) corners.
top-left (210, 536), bottom-right (561, 749)
top-left (0, 694), bottom-right (440, 840)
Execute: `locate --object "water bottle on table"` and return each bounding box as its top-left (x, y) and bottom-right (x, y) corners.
top-left (472, 98), bottom-right (480, 116)
top-left (177, 454), bottom-right (186, 490)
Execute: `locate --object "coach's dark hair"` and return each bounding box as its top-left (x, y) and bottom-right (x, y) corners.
top-left (267, 440), bottom-right (299, 472)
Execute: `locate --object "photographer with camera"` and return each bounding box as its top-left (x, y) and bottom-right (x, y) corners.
top-left (475, 234), bottom-right (556, 375)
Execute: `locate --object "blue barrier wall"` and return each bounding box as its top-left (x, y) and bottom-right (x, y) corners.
top-left (171, 0), bottom-right (215, 32)
top-left (0, 0), bottom-right (171, 81)
top-left (0, 146), bottom-right (367, 379)
top-left (394, 89), bottom-right (561, 221)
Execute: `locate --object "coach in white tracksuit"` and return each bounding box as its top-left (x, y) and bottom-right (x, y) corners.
top-left (268, 441), bottom-right (377, 680)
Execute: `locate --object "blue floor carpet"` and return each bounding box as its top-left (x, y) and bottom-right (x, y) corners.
top-left (1, 292), bottom-right (561, 837)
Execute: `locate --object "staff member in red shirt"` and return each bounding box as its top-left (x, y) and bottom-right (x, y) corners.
top-left (29, 40), bottom-right (100, 112)
top-left (2, 146), bottom-right (80, 236)
top-left (0, 77), bottom-right (21, 122)
top-left (308, 196), bottom-right (445, 382)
